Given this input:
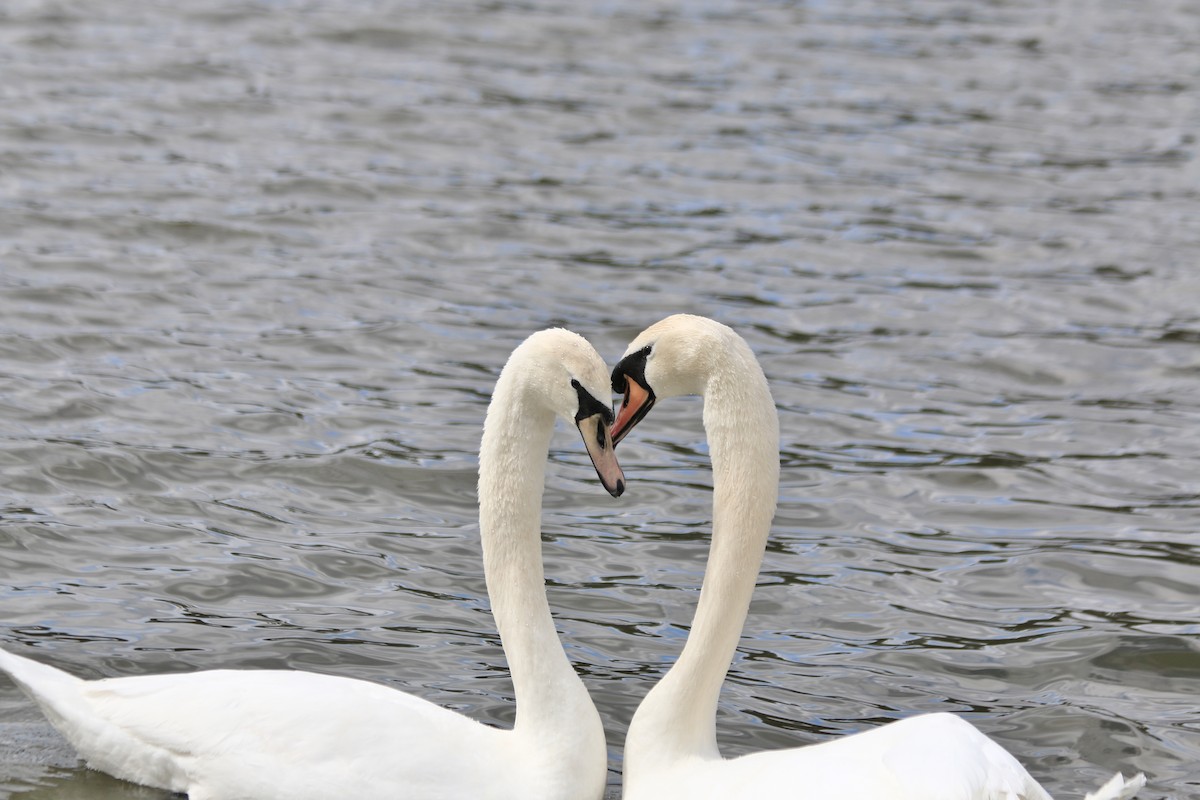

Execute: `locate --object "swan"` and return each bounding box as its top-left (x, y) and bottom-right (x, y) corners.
top-left (0, 327), bottom-right (626, 800)
top-left (609, 314), bottom-right (1145, 800)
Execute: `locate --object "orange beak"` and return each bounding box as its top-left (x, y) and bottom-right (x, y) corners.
top-left (611, 376), bottom-right (655, 446)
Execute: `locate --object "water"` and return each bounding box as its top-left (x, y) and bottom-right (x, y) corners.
top-left (1, 0), bottom-right (1197, 797)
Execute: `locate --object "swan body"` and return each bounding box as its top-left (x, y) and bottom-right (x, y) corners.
top-left (609, 314), bottom-right (1145, 800)
top-left (0, 327), bottom-right (626, 800)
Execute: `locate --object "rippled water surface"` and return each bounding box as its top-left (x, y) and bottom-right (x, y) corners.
top-left (1, 1), bottom-right (1198, 798)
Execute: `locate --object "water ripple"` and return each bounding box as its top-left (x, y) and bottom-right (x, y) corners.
top-left (3, 0), bottom-right (1199, 797)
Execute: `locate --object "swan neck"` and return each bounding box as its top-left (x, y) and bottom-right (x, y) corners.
top-left (627, 339), bottom-right (780, 766)
top-left (477, 372), bottom-right (596, 742)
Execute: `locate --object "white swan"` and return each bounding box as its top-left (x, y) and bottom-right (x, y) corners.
top-left (0, 327), bottom-right (626, 800)
top-left (609, 314), bottom-right (1145, 800)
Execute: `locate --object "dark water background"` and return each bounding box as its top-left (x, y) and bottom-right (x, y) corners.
top-left (1, 1), bottom-right (1197, 797)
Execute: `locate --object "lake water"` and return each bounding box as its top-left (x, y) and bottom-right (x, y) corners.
top-left (1, 1), bottom-right (1197, 798)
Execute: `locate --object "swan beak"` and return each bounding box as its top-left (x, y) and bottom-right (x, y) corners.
top-left (610, 376), bottom-right (655, 446)
top-left (577, 413), bottom-right (626, 497)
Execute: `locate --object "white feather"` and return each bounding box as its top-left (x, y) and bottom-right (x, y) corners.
top-left (613, 315), bottom-right (1145, 800)
top-left (0, 328), bottom-right (620, 800)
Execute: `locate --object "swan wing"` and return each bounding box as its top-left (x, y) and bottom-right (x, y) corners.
top-left (673, 714), bottom-right (1051, 800)
top-left (694, 713), bottom-right (1146, 800)
top-left (875, 714), bottom-right (1144, 800)
top-left (85, 669), bottom-right (512, 799)
top-left (3, 651), bottom-right (513, 800)
top-left (876, 713), bottom-right (1052, 800)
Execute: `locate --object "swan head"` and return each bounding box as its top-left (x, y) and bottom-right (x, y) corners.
top-left (508, 328), bottom-right (626, 497)
top-left (610, 314), bottom-right (735, 445)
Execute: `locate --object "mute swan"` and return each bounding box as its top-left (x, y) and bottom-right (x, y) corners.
top-left (0, 327), bottom-right (626, 800)
top-left (609, 314), bottom-right (1144, 800)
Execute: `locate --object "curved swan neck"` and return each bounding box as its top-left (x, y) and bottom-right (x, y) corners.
top-left (477, 364), bottom-right (595, 741)
top-left (627, 332), bottom-right (780, 764)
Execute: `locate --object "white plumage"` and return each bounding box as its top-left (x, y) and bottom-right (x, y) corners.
top-left (0, 327), bottom-right (625, 800)
top-left (608, 314), bottom-right (1145, 800)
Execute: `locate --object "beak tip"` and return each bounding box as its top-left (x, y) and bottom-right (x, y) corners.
top-left (610, 478), bottom-right (626, 498)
